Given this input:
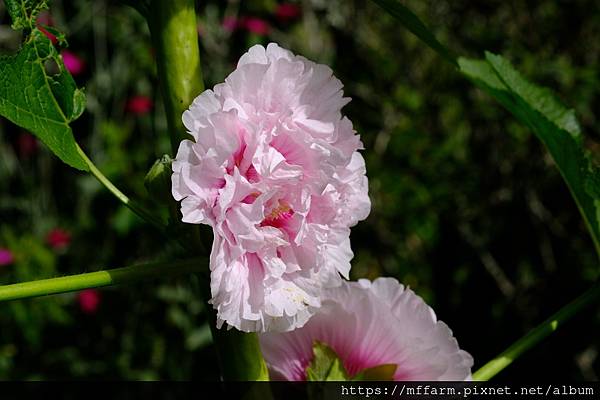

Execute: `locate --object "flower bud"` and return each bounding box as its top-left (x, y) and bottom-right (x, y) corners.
top-left (145, 155), bottom-right (173, 203)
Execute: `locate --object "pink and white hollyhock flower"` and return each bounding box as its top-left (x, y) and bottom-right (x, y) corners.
top-left (259, 278), bottom-right (473, 380)
top-left (172, 43), bottom-right (370, 332)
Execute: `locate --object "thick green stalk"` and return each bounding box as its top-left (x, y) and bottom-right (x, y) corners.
top-left (198, 280), bottom-right (270, 381)
top-left (145, 0), bottom-right (269, 381)
top-left (0, 258), bottom-right (206, 302)
top-left (473, 280), bottom-right (600, 380)
top-left (211, 328), bottom-right (270, 381)
top-left (147, 0), bottom-right (204, 153)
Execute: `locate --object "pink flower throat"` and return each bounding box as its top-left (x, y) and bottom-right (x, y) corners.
top-left (261, 202), bottom-right (294, 228)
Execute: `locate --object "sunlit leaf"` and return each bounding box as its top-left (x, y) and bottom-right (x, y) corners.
top-left (0, 29), bottom-right (88, 170)
top-left (459, 53), bottom-right (600, 253)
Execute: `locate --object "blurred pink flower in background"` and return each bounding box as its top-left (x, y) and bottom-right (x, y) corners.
top-left (46, 228), bottom-right (71, 250)
top-left (259, 278), bottom-right (473, 381)
top-left (78, 289), bottom-right (101, 314)
top-left (222, 16), bottom-right (239, 32)
top-left (0, 249), bottom-right (14, 266)
top-left (61, 50), bottom-right (85, 76)
top-left (222, 16), bottom-right (271, 36)
top-left (126, 95), bottom-right (153, 115)
top-left (197, 21), bottom-right (206, 37)
top-left (275, 3), bottom-right (301, 22)
top-left (17, 132), bottom-right (38, 158)
top-left (36, 11), bottom-right (57, 44)
top-left (36, 11), bottom-right (54, 27)
top-left (242, 17), bottom-right (271, 36)
top-left (172, 43), bottom-right (370, 332)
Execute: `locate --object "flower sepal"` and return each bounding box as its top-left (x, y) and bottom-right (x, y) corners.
top-left (144, 154), bottom-right (173, 204)
top-left (352, 364), bottom-right (397, 381)
top-left (306, 340), bottom-right (398, 382)
top-left (306, 341), bottom-right (349, 382)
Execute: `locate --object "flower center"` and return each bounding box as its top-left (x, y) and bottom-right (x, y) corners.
top-left (261, 201), bottom-right (294, 228)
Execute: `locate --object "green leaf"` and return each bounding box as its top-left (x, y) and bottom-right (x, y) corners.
top-left (369, 0), bottom-right (456, 66)
top-left (352, 364), bottom-right (397, 381)
top-left (458, 53), bottom-right (600, 255)
top-left (5, 0), bottom-right (48, 29)
top-left (306, 341), bottom-right (350, 381)
top-left (584, 166), bottom-right (600, 200)
top-left (0, 29), bottom-right (88, 171)
top-left (485, 53), bottom-right (581, 138)
top-left (583, 166), bottom-right (600, 238)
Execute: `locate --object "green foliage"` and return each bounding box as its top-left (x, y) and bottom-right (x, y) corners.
top-left (0, 228), bottom-right (71, 352)
top-left (0, 29), bottom-right (87, 170)
top-left (367, 0), bottom-right (600, 379)
top-left (367, 0), bottom-right (600, 258)
top-left (306, 341), bottom-right (349, 381)
top-left (459, 53), bottom-right (600, 255)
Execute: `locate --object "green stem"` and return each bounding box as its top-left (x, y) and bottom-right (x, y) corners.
top-left (0, 258), bottom-right (206, 302)
top-left (198, 279), bottom-right (270, 381)
top-left (211, 328), bottom-right (270, 381)
top-left (473, 280), bottom-right (600, 380)
top-left (147, 0), bottom-right (204, 154)
top-left (76, 144), bottom-right (165, 231)
top-left (144, 0), bottom-right (208, 254)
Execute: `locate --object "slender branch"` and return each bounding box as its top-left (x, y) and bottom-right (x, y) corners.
top-left (76, 144), bottom-right (165, 231)
top-left (0, 258), bottom-right (206, 302)
top-left (473, 280), bottom-right (600, 380)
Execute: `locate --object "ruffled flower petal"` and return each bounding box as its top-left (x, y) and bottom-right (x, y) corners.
top-left (172, 43), bottom-right (370, 332)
